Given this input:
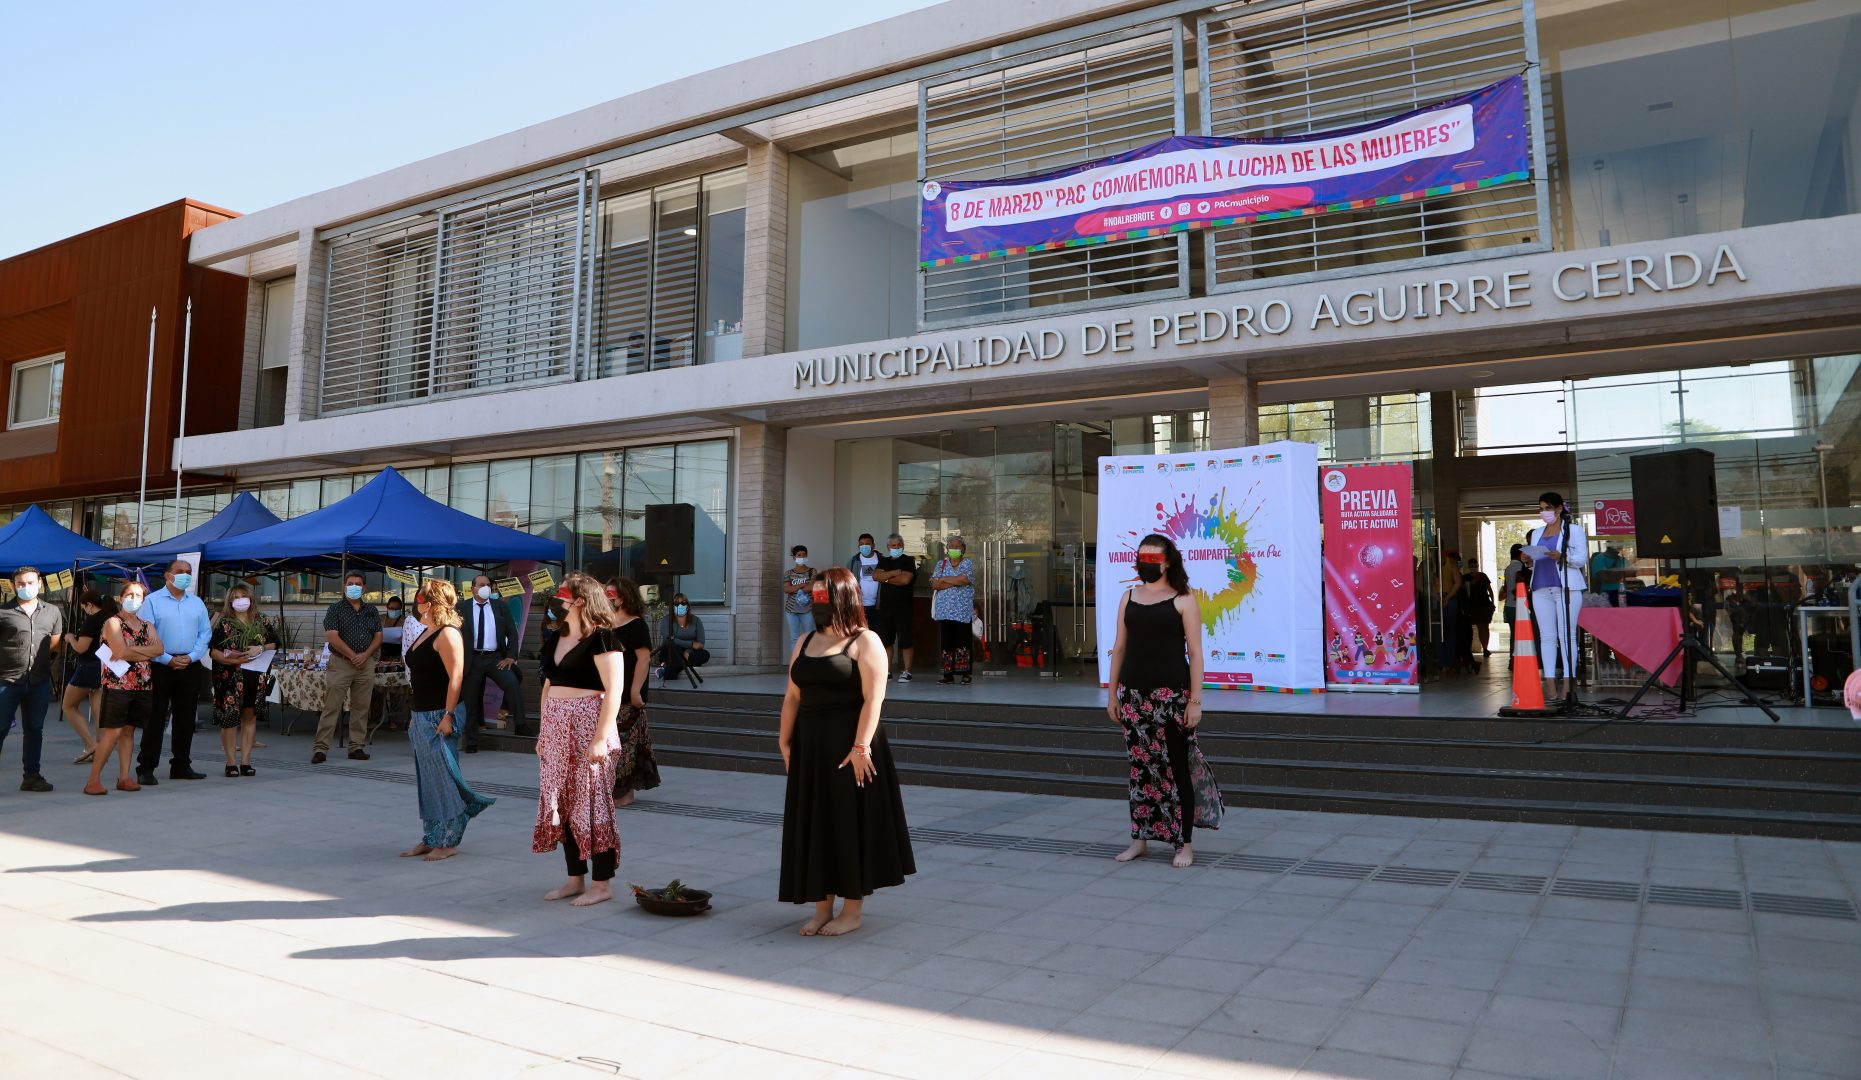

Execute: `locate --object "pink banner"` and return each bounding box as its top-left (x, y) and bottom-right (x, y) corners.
top-left (1321, 463), bottom-right (1419, 689)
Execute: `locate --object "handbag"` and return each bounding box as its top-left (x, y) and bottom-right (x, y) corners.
top-left (1188, 734), bottom-right (1224, 830)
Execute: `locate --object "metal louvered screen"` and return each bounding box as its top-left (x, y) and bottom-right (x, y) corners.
top-left (918, 26), bottom-right (1188, 329)
top-left (1198, 0), bottom-right (1546, 290)
top-left (320, 173), bottom-right (593, 416)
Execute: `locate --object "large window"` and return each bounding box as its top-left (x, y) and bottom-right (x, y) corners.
top-left (787, 132), bottom-right (918, 350)
top-left (8, 354), bottom-right (63, 429)
top-left (574, 439), bottom-right (730, 602)
top-left (1542, 0), bottom-right (1861, 250)
top-left (254, 277), bottom-right (292, 427)
top-left (595, 167), bottom-right (746, 376)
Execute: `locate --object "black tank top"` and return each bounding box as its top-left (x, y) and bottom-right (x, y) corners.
top-left (406, 626), bottom-right (451, 712)
top-left (1120, 592), bottom-right (1190, 691)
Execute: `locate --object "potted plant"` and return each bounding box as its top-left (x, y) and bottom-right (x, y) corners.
top-left (629, 879), bottom-right (712, 916)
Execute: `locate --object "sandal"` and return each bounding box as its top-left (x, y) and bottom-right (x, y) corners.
top-left (74, 749), bottom-right (96, 765)
top-left (225, 765), bottom-right (239, 778)
top-left (83, 781), bottom-right (107, 796)
top-left (240, 765), bottom-right (256, 777)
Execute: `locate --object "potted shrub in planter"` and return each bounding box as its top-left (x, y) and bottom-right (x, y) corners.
top-left (629, 880), bottom-right (712, 916)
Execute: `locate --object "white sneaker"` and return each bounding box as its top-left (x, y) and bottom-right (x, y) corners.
top-left (897, 670), bottom-right (913, 682)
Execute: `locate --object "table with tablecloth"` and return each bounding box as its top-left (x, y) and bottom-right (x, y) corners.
top-left (1578, 606), bottom-right (1684, 686)
top-left (272, 664), bottom-right (410, 736)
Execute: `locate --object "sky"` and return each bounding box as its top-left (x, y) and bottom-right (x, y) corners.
top-left (0, 0), bottom-right (941, 260)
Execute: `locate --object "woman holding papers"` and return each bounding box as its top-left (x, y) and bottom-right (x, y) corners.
top-left (210, 584), bottom-right (280, 778)
top-left (85, 581), bottom-right (164, 795)
top-left (1522, 492), bottom-right (1589, 699)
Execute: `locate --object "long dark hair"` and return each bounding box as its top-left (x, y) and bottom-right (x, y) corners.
top-left (1137, 533), bottom-right (1191, 595)
top-left (816, 566), bottom-right (869, 637)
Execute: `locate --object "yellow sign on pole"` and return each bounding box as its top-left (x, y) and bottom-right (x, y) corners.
top-left (54, 569), bottom-right (74, 592)
top-left (526, 568), bottom-right (556, 592)
top-left (494, 577), bottom-right (524, 598)
top-left (384, 567), bottom-right (416, 586)
top-left (0, 579), bottom-right (12, 600)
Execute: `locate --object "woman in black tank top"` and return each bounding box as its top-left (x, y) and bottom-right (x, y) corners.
top-left (1105, 534), bottom-right (1209, 868)
top-left (399, 580), bottom-right (493, 862)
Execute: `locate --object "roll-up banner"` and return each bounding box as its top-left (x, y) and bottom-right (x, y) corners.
top-left (921, 75), bottom-right (1529, 268)
top-left (1096, 442), bottom-right (1324, 693)
top-left (1320, 463), bottom-right (1419, 691)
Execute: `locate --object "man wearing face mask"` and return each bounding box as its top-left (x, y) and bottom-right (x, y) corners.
top-left (136, 560), bottom-right (214, 785)
top-left (873, 534), bottom-right (917, 681)
top-left (0, 567), bottom-right (64, 792)
top-left (845, 533), bottom-right (884, 628)
top-left (781, 545), bottom-right (816, 655)
top-left (315, 571), bottom-right (380, 764)
top-left (458, 573), bottom-right (524, 752)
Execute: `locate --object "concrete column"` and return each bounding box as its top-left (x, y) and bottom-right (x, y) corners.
top-left (1332, 396), bottom-right (1372, 462)
top-left (733, 423), bottom-right (787, 668)
top-left (740, 143), bottom-right (789, 358)
top-left (282, 228), bottom-right (324, 422)
top-left (236, 280), bottom-right (264, 430)
top-left (1208, 374), bottom-right (1261, 448)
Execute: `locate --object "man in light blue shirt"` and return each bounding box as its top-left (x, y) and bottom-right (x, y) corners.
top-left (136, 559), bottom-right (214, 784)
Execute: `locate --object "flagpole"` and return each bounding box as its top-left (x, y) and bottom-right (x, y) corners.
top-left (174, 297), bottom-right (192, 516)
top-left (137, 306), bottom-right (157, 545)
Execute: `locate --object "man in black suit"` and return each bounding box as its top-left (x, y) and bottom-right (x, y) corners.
top-left (459, 574), bottom-right (526, 751)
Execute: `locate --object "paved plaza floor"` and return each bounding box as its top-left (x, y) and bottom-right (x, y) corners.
top-left (1, 724), bottom-right (1857, 1080)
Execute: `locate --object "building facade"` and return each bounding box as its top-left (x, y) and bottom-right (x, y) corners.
top-left (0, 201), bottom-right (249, 544)
top-left (37, 0), bottom-right (1861, 676)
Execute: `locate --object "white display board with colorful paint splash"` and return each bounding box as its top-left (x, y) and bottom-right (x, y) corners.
top-left (1095, 441), bottom-right (1324, 693)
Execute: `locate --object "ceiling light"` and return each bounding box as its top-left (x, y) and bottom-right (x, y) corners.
top-left (1471, 370), bottom-right (1494, 379)
top-left (682, 227), bottom-right (697, 236)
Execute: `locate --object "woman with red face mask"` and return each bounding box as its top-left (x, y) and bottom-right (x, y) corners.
top-left (1103, 534), bottom-right (1208, 869)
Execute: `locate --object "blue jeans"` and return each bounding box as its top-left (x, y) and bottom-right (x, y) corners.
top-left (783, 610), bottom-right (812, 656)
top-left (0, 678), bottom-right (53, 777)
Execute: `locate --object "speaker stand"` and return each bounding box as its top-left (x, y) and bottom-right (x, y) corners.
top-left (1612, 560), bottom-right (1779, 723)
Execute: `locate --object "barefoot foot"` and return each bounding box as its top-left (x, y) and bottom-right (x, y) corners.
top-left (799, 904), bottom-right (834, 936)
top-left (569, 883), bottom-right (612, 907)
top-left (1172, 844), bottom-right (1195, 869)
top-left (615, 791), bottom-right (636, 808)
top-left (399, 844), bottom-right (433, 858)
top-left (422, 847), bottom-right (459, 862)
top-left (1114, 839), bottom-right (1148, 863)
top-left (819, 912), bottom-right (863, 937)
top-left (544, 879), bottom-right (585, 901)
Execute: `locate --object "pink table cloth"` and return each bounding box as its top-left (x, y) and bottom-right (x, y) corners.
top-left (1579, 606), bottom-right (1684, 687)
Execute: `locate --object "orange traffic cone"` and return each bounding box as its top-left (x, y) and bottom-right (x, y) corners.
top-left (1498, 582), bottom-right (1555, 716)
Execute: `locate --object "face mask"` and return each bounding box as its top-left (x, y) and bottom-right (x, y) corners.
top-left (1540, 509), bottom-right (1558, 525)
top-left (385, 609), bottom-right (401, 620)
top-left (345, 584), bottom-right (364, 601)
top-left (674, 604), bottom-right (689, 617)
top-left (231, 598), bottom-right (251, 612)
top-left (888, 547), bottom-right (903, 557)
top-left (812, 602), bottom-right (834, 629)
top-left (16, 583), bottom-right (39, 602)
top-left (947, 549), bottom-right (963, 560)
top-left (476, 585), bottom-right (493, 600)
top-left (1135, 563), bottom-right (1164, 584)
top-left (171, 573), bottom-right (193, 591)
top-left (859, 544), bottom-right (873, 557)
top-left (794, 557), bottom-right (807, 566)
top-left (121, 595), bottom-right (143, 614)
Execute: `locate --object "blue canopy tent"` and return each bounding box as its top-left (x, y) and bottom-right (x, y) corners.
top-left (78, 492), bottom-right (283, 575)
top-left (0, 505), bottom-right (108, 575)
top-left (203, 467), bottom-right (563, 570)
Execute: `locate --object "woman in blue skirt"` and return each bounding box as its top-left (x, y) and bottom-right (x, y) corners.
top-left (399, 579), bottom-right (493, 861)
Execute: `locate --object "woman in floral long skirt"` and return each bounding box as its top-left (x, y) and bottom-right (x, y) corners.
top-left (929, 537), bottom-right (976, 683)
top-left (398, 579), bottom-right (494, 861)
top-left (605, 578), bottom-right (658, 806)
top-left (534, 573), bottom-right (627, 907)
top-left (1104, 534), bottom-right (1207, 869)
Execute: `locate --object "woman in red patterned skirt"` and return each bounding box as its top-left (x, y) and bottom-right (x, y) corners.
top-left (533, 573), bottom-right (626, 907)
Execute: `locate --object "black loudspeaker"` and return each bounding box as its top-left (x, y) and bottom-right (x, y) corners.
top-left (644, 503), bottom-right (695, 576)
top-left (1630, 449), bottom-right (1721, 559)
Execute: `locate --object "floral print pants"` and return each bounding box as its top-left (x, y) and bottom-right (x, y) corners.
top-left (1116, 685), bottom-right (1195, 847)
